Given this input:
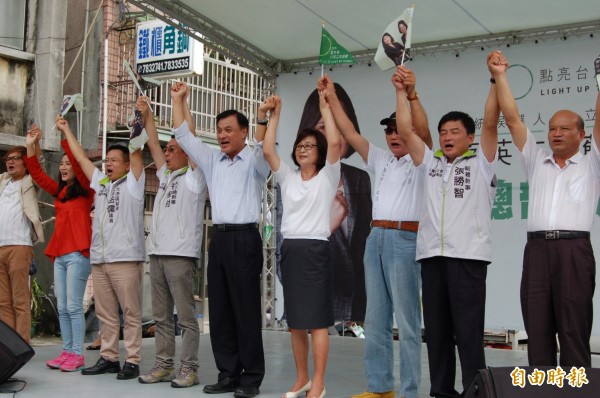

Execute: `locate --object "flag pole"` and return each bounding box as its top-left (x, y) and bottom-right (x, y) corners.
top-left (401, 5), bottom-right (416, 67)
top-left (321, 21), bottom-right (325, 77)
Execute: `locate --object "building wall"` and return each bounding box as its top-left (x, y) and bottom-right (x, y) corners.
top-left (0, 57), bottom-right (29, 137)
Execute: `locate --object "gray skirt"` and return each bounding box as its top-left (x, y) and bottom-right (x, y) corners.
top-left (281, 239), bottom-right (333, 330)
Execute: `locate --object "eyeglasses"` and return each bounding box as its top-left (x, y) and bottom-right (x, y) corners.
top-left (5, 156), bottom-right (23, 163)
top-left (101, 158), bottom-right (124, 164)
top-left (295, 143), bottom-right (318, 152)
top-left (384, 127), bottom-right (398, 135)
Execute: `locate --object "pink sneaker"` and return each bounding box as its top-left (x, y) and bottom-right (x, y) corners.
top-left (60, 353), bottom-right (85, 372)
top-left (46, 351), bottom-right (70, 369)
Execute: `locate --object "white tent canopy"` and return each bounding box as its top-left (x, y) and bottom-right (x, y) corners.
top-left (127, 0), bottom-right (600, 78)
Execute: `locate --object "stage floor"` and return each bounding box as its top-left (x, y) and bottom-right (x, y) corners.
top-left (3, 331), bottom-right (599, 398)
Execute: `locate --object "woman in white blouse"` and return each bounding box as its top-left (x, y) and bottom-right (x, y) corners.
top-left (262, 88), bottom-right (341, 398)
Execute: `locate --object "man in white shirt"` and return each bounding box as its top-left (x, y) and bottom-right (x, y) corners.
top-left (137, 92), bottom-right (207, 388)
top-left (492, 51), bottom-right (600, 367)
top-left (62, 119), bottom-right (146, 380)
top-left (173, 82), bottom-right (269, 398)
top-left (0, 144), bottom-right (45, 343)
top-left (320, 68), bottom-right (431, 398)
top-left (393, 60), bottom-right (500, 397)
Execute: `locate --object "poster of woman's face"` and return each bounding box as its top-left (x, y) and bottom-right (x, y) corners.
top-left (374, 15), bottom-right (412, 71)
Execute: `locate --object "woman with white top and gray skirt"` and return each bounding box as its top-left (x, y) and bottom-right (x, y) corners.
top-left (261, 87), bottom-right (341, 398)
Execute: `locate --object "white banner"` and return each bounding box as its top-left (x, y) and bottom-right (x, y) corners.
top-left (276, 35), bottom-right (600, 334)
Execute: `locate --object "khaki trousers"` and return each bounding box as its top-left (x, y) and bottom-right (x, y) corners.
top-left (150, 255), bottom-right (199, 370)
top-left (93, 261), bottom-right (142, 364)
top-left (0, 245), bottom-right (33, 343)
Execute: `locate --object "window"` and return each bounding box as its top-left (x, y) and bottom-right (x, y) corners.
top-left (0, 0), bottom-right (27, 50)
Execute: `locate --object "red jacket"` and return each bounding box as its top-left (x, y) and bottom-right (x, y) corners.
top-left (25, 140), bottom-right (95, 261)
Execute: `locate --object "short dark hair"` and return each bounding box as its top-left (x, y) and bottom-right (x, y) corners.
top-left (3, 146), bottom-right (28, 174)
top-left (216, 109), bottom-right (249, 130)
top-left (291, 128), bottom-right (328, 171)
top-left (437, 111), bottom-right (476, 135)
top-left (107, 143), bottom-right (130, 162)
top-left (382, 33), bottom-right (395, 46)
top-left (575, 114), bottom-right (584, 131)
top-left (4, 146), bottom-right (26, 160)
top-left (298, 83), bottom-right (360, 159)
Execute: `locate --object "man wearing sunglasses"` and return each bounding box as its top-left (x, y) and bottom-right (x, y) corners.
top-left (319, 66), bottom-right (431, 398)
top-left (0, 142), bottom-right (45, 343)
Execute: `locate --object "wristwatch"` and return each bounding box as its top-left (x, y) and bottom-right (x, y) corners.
top-left (256, 118), bottom-right (269, 126)
top-left (407, 91), bottom-right (419, 101)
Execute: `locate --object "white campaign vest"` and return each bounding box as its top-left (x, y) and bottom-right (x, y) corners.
top-left (417, 150), bottom-right (497, 263)
top-left (90, 174), bottom-right (146, 264)
top-left (148, 167), bottom-right (206, 259)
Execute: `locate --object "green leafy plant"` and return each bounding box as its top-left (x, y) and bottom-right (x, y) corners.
top-left (30, 277), bottom-right (49, 326)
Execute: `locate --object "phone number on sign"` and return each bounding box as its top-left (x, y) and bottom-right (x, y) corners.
top-left (137, 58), bottom-right (189, 74)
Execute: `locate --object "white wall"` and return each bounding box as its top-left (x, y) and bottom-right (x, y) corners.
top-left (275, 34), bottom-right (600, 334)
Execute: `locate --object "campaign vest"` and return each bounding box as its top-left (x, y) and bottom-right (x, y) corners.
top-left (90, 174), bottom-right (145, 264)
top-left (417, 151), bottom-right (497, 263)
top-left (148, 167), bottom-right (205, 259)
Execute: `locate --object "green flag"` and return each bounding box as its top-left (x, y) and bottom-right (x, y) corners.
top-left (319, 27), bottom-right (357, 65)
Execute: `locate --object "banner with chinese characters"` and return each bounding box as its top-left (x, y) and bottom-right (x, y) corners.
top-left (275, 35), bottom-right (600, 336)
top-left (135, 19), bottom-right (203, 78)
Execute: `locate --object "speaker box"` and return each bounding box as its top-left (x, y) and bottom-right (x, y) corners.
top-left (464, 366), bottom-right (600, 398)
top-left (0, 320), bottom-right (35, 384)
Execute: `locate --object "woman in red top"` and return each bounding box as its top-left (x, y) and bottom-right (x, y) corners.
top-left (25, 118), bottom-right (94, 372)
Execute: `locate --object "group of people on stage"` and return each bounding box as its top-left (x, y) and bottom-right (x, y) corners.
top-left (0, 50), bottom-right (598, 398)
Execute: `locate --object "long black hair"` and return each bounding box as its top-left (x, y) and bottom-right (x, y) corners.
top-left (56, 155), bottom-right (88, 202)
top-left (297, 83), bottom-right (361, 159)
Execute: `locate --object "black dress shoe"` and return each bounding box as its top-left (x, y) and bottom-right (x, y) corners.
top-left (81, 358), bottom-right (121, 375)
top-left (234, 385), bottom-right (260, 398)
top-left (203, 377), bottom-right (240, 394)
top-left (117, 361), bottom-right (140, 380)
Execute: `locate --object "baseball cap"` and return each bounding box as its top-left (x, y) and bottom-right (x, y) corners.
top-left (379, 112), bottom-right (396, 125)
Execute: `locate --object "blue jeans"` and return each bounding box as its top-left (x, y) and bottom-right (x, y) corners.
top-left (363, 228), bottom-right (421, 398)
top-left (54, 252), bottom-right (92, 355)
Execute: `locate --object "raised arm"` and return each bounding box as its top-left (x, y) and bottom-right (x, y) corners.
top-left (139, 96), bottom-right (165, 170)
top-left (129, 147), bottom-right (143, 181)
top-left (319, 89), bottom-right (341, 164)
top-left (490, 51), bottom-right (527, 150)
top-left (171, 82), bottom-right (188, 131)
top-left (401, 66), bottom-right (433, 149)
top-left (24, 128), bottom-right (58, 195)
top-left (318, 75), bottom-right (369, 162)
top-left (58, 116), bottom-right (96, 181)
top-left (25, 125), bottom-right (42, 158)
top-left (594, 89), bottom-right (600, 152)
top-left (480, 70), bottom-right (500, 163)
top-left (392, 68), bottom-right (426, 165)
top-left (261, 96), bottom-right (281, 171)
top-left (24, 124), bottom-right (44, 160)
top-left (182, 85), bottom-right (196, 132)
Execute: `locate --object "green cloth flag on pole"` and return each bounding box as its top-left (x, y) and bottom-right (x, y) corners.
top-left (319, 27), bottom-right (357, 65)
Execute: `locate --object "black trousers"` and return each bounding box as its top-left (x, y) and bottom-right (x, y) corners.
top-left (421, 256), bottom-right (488, 398)
top-left (521, 237), bottom-right (595, 367)
top-left (207, 227), bottom-right (265, 387)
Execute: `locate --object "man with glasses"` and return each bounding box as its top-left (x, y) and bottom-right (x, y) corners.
top-left (0, 140), bottom-right (45, 343)
top-left (319, 66), bottom-right (431, 398)
top-left (61, 117), bottom-right (145, 381)
top-left (136, 91), bottom-right (207, 388)
top-left (173, 82), bottom-right (269, 398)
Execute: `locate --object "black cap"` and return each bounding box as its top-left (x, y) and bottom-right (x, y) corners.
top-left (380, 112), bottom-right (396, 125)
